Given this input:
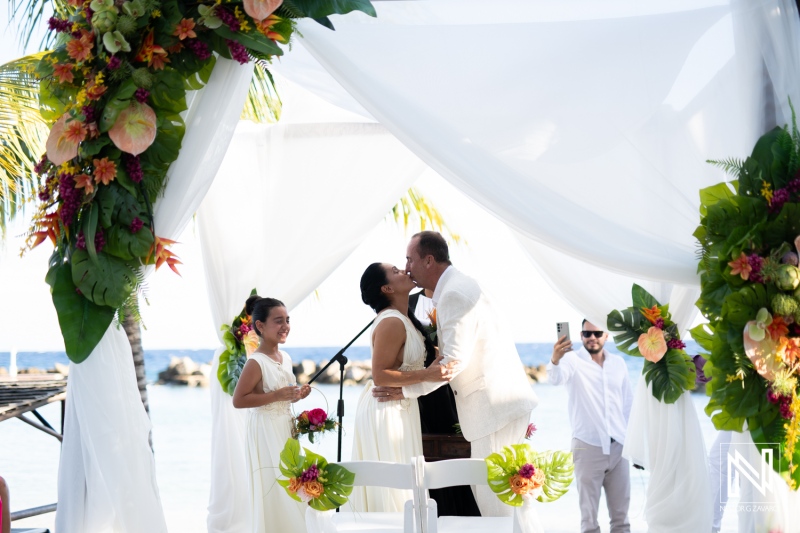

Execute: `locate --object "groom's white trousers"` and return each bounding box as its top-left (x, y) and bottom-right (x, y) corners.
top-left (470, 413), bottom-right (532, 517)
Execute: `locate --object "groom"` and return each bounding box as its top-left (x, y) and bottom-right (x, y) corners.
top-left (373, 231), bottom-right (538, 516)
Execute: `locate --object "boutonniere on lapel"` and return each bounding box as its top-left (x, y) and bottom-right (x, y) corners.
top-left (424, 308), bottom-right (438, 342)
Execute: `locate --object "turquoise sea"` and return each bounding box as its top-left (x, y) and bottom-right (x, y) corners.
top-left (1, 342), bottom-right (738, 533)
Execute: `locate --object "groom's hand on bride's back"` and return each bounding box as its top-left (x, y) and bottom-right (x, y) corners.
top-left (372, 386), bottom-right (405, 402)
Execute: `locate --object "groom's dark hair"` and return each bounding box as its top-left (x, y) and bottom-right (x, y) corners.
top-left (413, 231), bottom-right (451, 264)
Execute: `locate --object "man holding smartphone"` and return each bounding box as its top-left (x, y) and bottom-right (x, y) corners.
top-left (549, 320), bottom-right (633, 533)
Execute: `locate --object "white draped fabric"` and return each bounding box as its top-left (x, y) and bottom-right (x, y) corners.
top-left (55, 58), bottom-right (253, 533)
top-left (200, 78), bottom-right (428, 532)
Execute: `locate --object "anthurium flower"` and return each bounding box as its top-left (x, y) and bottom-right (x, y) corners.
top-left (92, 157), bottom-right (117, 185)
top-left (243, 0), bottom-right (283, 21)
top-left (53, 63), bottom-right (74, 84)
top-left (74, 173), bottom-right (94, 194)
top-left (747, 308), bottom-right (773, 342)
top-left (244, 330), bottom-right (260, 355)
top-left (728, 252), bottom-right (752, 280)
top-left (173, 18), bottom-right (197, 40)
top-left (66, 34), bottom-right (94, 63)
top-left (108, 102), bottom-right (157, 156)
top-left (198, 4), bottom-right (223, 28)
top-left (638, 326), bottom-right (667, 363)
top-left (46, 114), bottom-right (86, 165)
top-left (103, 31), bottom-right (131, 54)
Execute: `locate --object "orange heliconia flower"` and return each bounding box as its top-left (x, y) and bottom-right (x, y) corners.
top-left (768, 315), bottom-right (790, 342)
top-left (728, 252), bottom-right (752, 280)
top-left (53, 63), bottom-right (75, 84)
top-left (638, 326), bottom-right (667, 363)
top-left (93, 157), bottom-right (117, 185)
top-left (173, 18), bottom-right (197, 40)
top-left (148, 236), bottom-right (182, 275)
top-left (74, 173), bottom-right (94, 194)
top-left (134, 29), bottom-right (169, 69)
top-left (427, 307), bottom-right (437, 325)
top-left (86, 78), bottom-right (107, 101)
top-left (28, 213), bottom-right (63, 248)
top-left (66, 34), bottom-right (94, 63)
top-left (640, 305), bottom-right (662, 325)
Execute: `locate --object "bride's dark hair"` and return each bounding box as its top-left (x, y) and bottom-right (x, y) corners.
top-left (360, 263), bottom-right (435, 360)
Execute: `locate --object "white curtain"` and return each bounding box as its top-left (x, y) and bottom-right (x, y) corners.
top-left (55, 58), bottom-right (253, 533)
top-left (201, 78), bottom-right (428, 532)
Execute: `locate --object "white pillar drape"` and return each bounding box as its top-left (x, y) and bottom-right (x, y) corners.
top-left (55, 58), bottom-right (253, 533)
top-left (201, 79), bottom-right (428, 532)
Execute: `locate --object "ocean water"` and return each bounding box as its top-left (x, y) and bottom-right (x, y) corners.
top-left (1, 342), bottom-right (738, 533)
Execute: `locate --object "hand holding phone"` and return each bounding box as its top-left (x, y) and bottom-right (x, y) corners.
top-left (552, 322), bottom-right (573, 365)
top-left (556, 322), bottom-right (571, 342)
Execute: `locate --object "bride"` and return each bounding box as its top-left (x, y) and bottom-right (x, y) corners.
top-left (351, 263), bottom-right (456, 512)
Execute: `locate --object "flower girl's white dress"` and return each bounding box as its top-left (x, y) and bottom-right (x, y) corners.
top-left (350, 309), bottom-right (426, 512)
top-left (246, 351), bottom-right (306, 532)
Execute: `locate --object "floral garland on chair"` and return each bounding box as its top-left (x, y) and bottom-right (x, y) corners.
top-left (485, 443), bottom-right (573, 506)
top-left (694, 105), bottom-right (800, 490)
top-left (278, 437), bottom-right (354, 511)
top-left (607, 284), bottom-right (697, 404)
top-left (25, 0), bottom-right (375, 363)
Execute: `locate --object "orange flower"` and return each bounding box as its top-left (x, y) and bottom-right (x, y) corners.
top-left (303, 480), bottom-right (324, 499)
top-left (46, 114), bottom-right (86, 165)
top-left (173, 18), bottom-right (197, 40)
top-left (244, 330), bottom-right (259, 355)
top-left (148, 236), bottom-right (182, 275)
top-left (134, 29), bottom-right (169, 69)
top-left (65, 120), bottom-right (87, 145)
top-left (640, 305), bottom-right (662, 325)
top-left (509, 474), bottom-right (534, 495)
top-left (86, 78), bottom-right (107, 100)
top-left (638, 326), bottom-right (667, 363)
top-left (66, 34), bottom-right (94, 62)
top-left (93, 157), bottom-right (117, 185)
top-left (427, 308), bottom-right (437, 325)
top-left (768, 316), bottom-right (790, 342)
top-left (74, 173), bottom-right (94, 194)
top-left (150, 50), bottom-right (170, 70)
top-left (28, 213), bottom-right (62, 248)
top-left (530, 468), bottom-right (546, 489)
top-left (728, 252), bottom-right (752, 280)
top-left (287, 477), bottom-right (302, 493)
top-left (777, 336), bottom-right (800, 369)
top-left (53, 63), bottom-right (75, 84)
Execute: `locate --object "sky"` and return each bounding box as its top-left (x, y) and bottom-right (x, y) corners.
top-left (0, 11), bottom-right (585, 352)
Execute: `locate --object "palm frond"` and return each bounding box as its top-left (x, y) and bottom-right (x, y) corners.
top-left (706, 157), bottom-right (746, 179)
top-left (8, 0), bottom-right (63, 51)
top-left (241, 61), bottom-right (282, 123)
top-left (388, 187), bottom-right (463, 245)
top-left (0, 53), bottom-right (49, 234)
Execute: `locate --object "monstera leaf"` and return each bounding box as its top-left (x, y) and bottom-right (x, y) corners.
top-left (606, 307), bottom-right (644, 357)
top-left (277, 438), bottom-right (354, 511)
top-left (643, 349), bottom-right (696, 404)
top-left (485, 443), bottom-right (574, 506)
top-left (217, 330), bottom-right (246, 395)
top-left (71, 248), bottom-right (136, 308)
top-left (533, 450), bottom-right (575, 503)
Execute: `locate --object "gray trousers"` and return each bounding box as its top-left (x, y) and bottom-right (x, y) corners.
top-left (572, 438), bottom-right (631, 533)
top-left (470, 413), bottom-right (532, 517)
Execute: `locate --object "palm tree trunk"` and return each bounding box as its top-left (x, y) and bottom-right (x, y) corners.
top-left (123, 313), bottom-right (149, 416)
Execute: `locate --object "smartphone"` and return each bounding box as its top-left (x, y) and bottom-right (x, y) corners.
top-left (556, 322), bottom-right (571, 342)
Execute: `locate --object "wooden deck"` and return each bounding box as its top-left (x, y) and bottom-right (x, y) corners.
top-left (0, 375), bottom-right (66, 423)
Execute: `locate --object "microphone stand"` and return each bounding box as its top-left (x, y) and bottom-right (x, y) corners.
top-left (308, 319), bottom-right (375, 466)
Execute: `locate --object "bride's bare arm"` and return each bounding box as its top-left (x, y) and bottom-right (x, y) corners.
top-left (371, 317), bottom-right (456, 387)
top-left (232, 359), bottom-right (302, 408)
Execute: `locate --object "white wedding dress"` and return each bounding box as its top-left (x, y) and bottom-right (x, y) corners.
top-left (246, 351), bottom-right (306, 532)
top-left (350, 309), bottom-right (426, 512)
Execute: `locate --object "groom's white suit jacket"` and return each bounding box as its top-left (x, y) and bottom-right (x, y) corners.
top-left (403, 267), bottom-right (538, 442)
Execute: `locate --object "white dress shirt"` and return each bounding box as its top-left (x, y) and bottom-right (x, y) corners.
top-left (547, 347), bottom-right (632, 454)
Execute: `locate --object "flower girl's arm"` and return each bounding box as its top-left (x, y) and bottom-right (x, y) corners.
top-left (232, 359), bottom-right (301, 408)
top-left (371, 317), bottom-right (456, 387)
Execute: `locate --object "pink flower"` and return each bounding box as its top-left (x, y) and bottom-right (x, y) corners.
top-left (308, 408), bottom-right (327, 426)
top-left (518, 463), bottom-right (535, 479)
top-left (525, 423), bottom-right (536, 440)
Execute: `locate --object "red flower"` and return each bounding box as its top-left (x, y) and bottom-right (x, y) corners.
top-left (307, 408), bottom-right (327, 426)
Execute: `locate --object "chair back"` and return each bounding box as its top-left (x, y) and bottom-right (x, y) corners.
top-left (420, 458), bottom-right (488, 490)
top-left (335, 460), bottom-right (416, 489)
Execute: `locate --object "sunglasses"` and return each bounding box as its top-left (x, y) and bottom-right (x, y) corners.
top-left (581, 331), bottom-right (605, 338)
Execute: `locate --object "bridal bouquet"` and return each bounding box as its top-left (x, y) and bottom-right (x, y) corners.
top-left (292, 408), bottom-right (337, 443)
top-left (218, 289), bottom-right (259, 395)
top-left (607, 284), bottom-right (696, 404)
top-left (694, 105), bottom-right (800, 489)
top-left (485, 443), bottom-right (573, 506)
top-left (278, 438), bottom-right (354, 510)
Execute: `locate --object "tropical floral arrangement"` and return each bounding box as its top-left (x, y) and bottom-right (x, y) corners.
top-left (218, 288), bottom-right (260, 395)
top-left (423, 307), bottom-right (437, 342)
top-left (278, 437), bottom-right (354, 511)
top-left (485, 443), bottom-right (573, 506)
top-left (607, 284), bottom-right (697, 404)
top-left (25, 0), bottom-right (375, 363)
top-left (292, 407), bottom-right (337, 443)
top-left (694, 108), bottom-right (800, 489)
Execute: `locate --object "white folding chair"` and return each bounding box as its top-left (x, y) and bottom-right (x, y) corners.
top-left (305, 460), bottom-right (421, 533)
top-left (415, 457), bottom-right (515, 533)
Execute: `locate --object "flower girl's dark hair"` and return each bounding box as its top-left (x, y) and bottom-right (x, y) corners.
top-left (359, 263), bottom-right (435, 360)
top-left (246, 295), bottom-right (285, 337)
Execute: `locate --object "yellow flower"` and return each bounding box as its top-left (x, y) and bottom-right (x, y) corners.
top-left (762, 182), bottom-right (774, 205)
top-left (726, 373), bottom-right (743, 383)
top-left (151, 8), bottom-right (161, 17)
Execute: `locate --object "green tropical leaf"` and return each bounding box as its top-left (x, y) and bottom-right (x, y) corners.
top-left (217, 344), bottom-right (246, 395)
top-left (533, 450), bottom-right (574, 503)
top-left (213, 26), bottom-right (284, 57)
top-left (99, 79), bottom-right (137, 132)
top-left (486, 444), bottom-right (574, 506)
top-left (689, 322), bottom-right (714, 354)
top-left (293, 0), bottom-right (377, 18)
top-left (47, 258), bottom-right (116, 363)
top-left (71, 248), bottom-right (136, 308)
top-left (606, 308), bottom-right (643, 357)
top-left (242, 62), bottom-right (282, 123)
top-left (104, 225), bottom-right (154, 261)
top-left (642, 350), bottom-right (696, 404)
